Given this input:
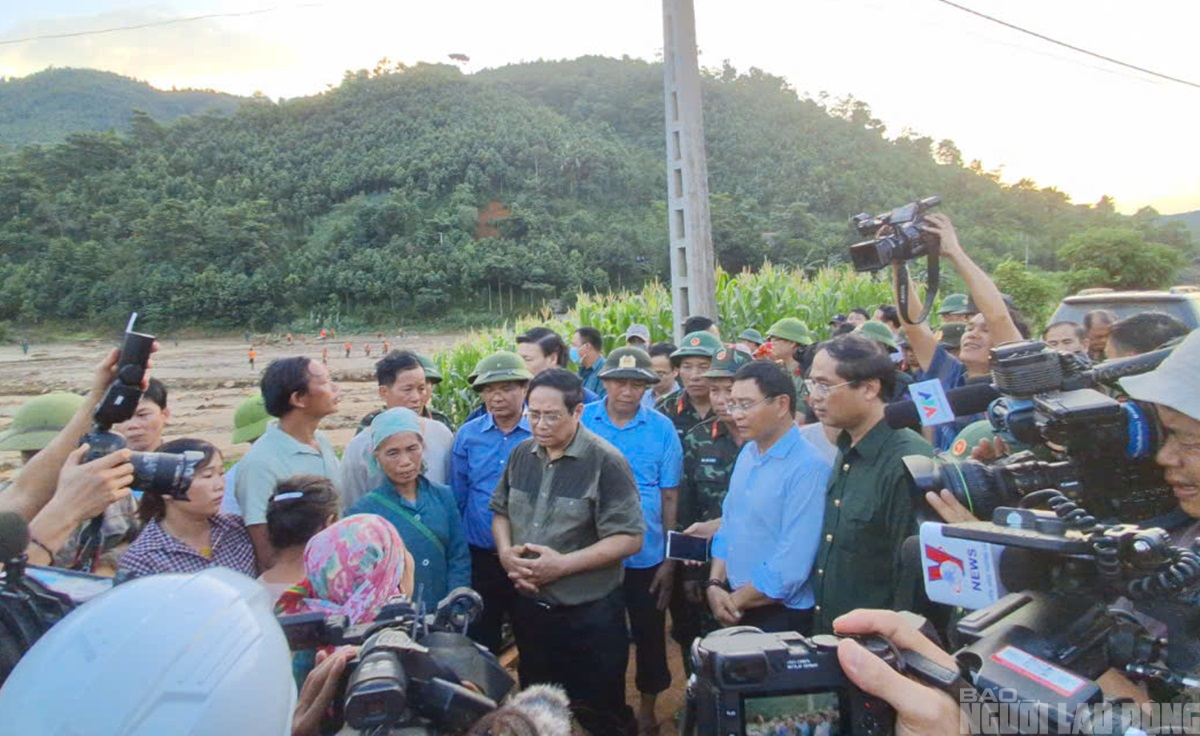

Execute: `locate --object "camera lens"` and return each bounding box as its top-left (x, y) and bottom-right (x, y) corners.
top-left (130, 450), bottom-right (204, 499)
top-left (902, 454), bottom-right (1016, 520)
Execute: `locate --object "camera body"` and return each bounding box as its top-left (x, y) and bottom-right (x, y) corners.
top-left (685, 627), bottom-right (896, 736)
top-left (848, 196), bottom-right (941, 272)
top-left (82, 320), bottom-right (201, 499)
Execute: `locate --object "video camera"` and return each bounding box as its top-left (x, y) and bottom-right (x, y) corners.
top-left (848, 196), bottom-right (941, 324)
top-left (904, 340), bottom-right (1176, 522)
top-left (81, 313), bottom-right (203, 501)
top-left (917, 495), bottom-right (1200, 734)
top-left (278, 588), bottom-right (514, 735)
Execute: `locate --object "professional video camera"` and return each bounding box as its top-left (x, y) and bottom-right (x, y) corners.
top-left (917, 494), bottom-right (1200, 734)
top-left (82, 313), bottom-right (203, 500)
top-left (904, 341), bottom-right (1176, 522)
top-left (848, 195), bottom-right (942, 324)
top-left (0, 512), bottom-right (113, 685)
top-left (278, 588), bottom-right (514, 735)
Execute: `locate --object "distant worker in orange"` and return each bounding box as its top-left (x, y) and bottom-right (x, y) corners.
top-left (286, 333), bottom-right (293, 345)
top-left (319, 329), bottom-right (328, 340)
top-left (249, 348), bottom-right (257, 371)
top-left (365, 343), bottom-right (372, 358)
top-left (383, 340), bottom-right (390, 354)
top-left (322, 347), bottom-right (329, 365)
top-left (344, 341), bottom-right (352, 358)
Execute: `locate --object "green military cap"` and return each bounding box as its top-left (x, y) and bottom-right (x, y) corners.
top-left (415, 353), bottom-right (443, 384)
top-left (703, 346), bottom-right (752, 379)
top-left (857, 321), bottom-right (898, 351)
top-left (939, 293), bottom-right (971, 315)
top-left (670, 331), bottom-right (723, 364)
top-left (231, 391), bottom-right (270, 445)
top-left (766, 317), bottom-right (813, 346)
top-left (598, 346), bottom-right (658, 383)
top-left (737, 328), bottom-right (765, 346)
top-left (470, 351), bottom-right (534, 391)
top-left (0, 392), bottom-right (85, 452)
top-left (937, 322), bottom-right (967, 349)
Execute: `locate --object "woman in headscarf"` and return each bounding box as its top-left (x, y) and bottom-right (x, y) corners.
top-left (347, 407), bottom-right (470, 606)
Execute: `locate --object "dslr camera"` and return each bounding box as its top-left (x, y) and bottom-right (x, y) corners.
top-left (848, 196), bottom-right (941, 272)
top-left (82, 315), bottom-right (202, 499)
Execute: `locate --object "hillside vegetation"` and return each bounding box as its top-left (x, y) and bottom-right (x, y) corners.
top-left (0, 58), bottom-right (1191, 333)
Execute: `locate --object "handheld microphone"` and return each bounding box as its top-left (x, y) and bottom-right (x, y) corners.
top-left (913, 522), bottom-right (1055, 610)
top-left (885, 382), bottom-right (1000, 430)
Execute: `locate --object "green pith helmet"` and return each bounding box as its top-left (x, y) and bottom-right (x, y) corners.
top-left (597, 347), bottom-right (658, 383)
top-left (939, 293), bottom-right (971, 315)
top-left (948, 420), bottom-right (998, 460)
top-left (737, 328), bottom-right (765, 346)
top-left (670, 331), bottom-right (723, 365)
top-left (858, 321), bottom-right (898, 351)
top-left (231, 391), bottom-right (270, 445)
top-left (0, 392), bottom-right (85, 452)
top-left (938, 322), bottom-right (967, 349)
top-left (766, 317), bottom-right (813, 346)
top-left (470, 351), bottom-right (534, 391)
top-left (703, 346), bottom-right (752, 379)
top-left (415, 353), bottom-right (443, 384)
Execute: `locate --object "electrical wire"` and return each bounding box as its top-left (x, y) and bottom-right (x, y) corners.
top-left (933, 0), bottom-right (1200, 90)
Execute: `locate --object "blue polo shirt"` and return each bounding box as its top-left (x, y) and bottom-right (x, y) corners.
top-left (450, 412), bottom-right (533, 550)
top-left (578, 355), bottom-right (607, 399)
top-left (582, 401), bottom-right (683, 569)
top-left (712, 425), bottom-right (831, 610)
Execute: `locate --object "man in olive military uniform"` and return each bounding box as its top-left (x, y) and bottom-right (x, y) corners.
top-left (669, 346), bottom-right (749, 673)
top-left (938, 293), bottom-right (975, 324)
top-left (656, 331), bottom-right (723, 442)
top-left (766, 317), bottom-right (814, 403)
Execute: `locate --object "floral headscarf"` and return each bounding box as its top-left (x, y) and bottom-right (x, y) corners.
top-left (276, 514), bottom-right (407, 625)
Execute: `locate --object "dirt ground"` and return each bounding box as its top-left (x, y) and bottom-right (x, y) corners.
top-left (0, 332), bottom-right (467, 480)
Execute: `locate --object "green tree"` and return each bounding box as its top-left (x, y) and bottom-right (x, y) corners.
top-left (1057, 228), bottom-right (1186, 292)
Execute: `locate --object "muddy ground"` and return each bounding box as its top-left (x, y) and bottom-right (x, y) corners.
top-left (0, 332), bottom-right (466, 480)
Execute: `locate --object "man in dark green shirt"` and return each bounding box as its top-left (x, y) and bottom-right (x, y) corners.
top-left (806, 334), bottom-right (934, 634)
top-left (490, 369), bottom-right (644, 735)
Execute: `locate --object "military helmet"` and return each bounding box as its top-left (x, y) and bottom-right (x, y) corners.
top-left (597, 347), bottom-right (658, 383)
top-left (938, 293), bottom-right (971, 315)
top-left (937, 322), bottom-right (967, 349)
top-left (0, 392), bottom-right (85, 452)
top-left (415, 353), bottom-right (443, 384)
top-left (703, 346), bottom-right (752, 379)
top-left (766, 317), bottom-right (813, 346)
top-left (857, 321), bottom-right (898, 351)
top-left (670, 331), bottom-right (723, 365)
top-left (470, 351), bottom-right (534, 391)
top-left (231, 391), bottom-right (270, 445)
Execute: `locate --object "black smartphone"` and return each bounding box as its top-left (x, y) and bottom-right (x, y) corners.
top-left (666, 531), bottom-right (709, 563)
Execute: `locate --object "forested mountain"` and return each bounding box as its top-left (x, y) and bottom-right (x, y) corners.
top-left (0, 68), bottom-right (245, 151)
top-left (0, 57), bottom-right (1191, 331)
top-left (1161, 210), bottom-right (1200, 239)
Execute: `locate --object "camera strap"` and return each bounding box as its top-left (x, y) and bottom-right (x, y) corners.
top-left (896, 249), bottom-right (940, 325)
top-left (369, 490), bottom-right (446, 556)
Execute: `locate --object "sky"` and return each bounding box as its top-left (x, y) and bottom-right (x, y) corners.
top-left (1, 0), bottom-right (1197, 215)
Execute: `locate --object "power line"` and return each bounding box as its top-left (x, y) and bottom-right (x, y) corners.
top-left (0, 4), bottom-right (326, 47)
top-left (933, 0), bottom-right (1200, 90)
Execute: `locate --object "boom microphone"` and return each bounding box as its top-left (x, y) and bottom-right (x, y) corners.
top-left (885, 382), bottom-right (1000, 430)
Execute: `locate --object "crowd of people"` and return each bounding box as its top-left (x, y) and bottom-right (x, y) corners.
top-left (2, 214), bottom-right (1199, 735)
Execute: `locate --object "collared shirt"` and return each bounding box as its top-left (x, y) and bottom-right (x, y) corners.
top-left (117, 513), bottom-right (257, 580)
top-left (348, 476), bottom-right (471, 605)
top-left (712, 425), bottom-right (831, 610)
top-left (811, 419), bottom-right (933, 633)
top-left (463, 388), bottom-right (602, 426)
top-left (582, 402), bottom-right (683, 569)
top-left (234, 424), bottom-right (340, 526)
top-left (656, 389), bottom-right (712, 444)
top-left (338, 414), bottom-right (453, 508)
top-left (489, 426), bottom-right (645, 606)
top-left (219, 462), bottom-right (242, 516)
top-left (917, 344), bottom-right (982, 451)
top-left (578, 355), bottom-right (607, 398)
top-left (451, 412), bottom-right (533, 550)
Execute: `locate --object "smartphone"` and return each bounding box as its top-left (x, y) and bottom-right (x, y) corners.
top-left (666, 531), bottom-right (709, 563)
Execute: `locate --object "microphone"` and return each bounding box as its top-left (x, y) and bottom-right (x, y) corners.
top-left (913, 522), bottom-right (1054, 610)
top-left (0, 512), bottom-right (30, 562)
top-left (885, 382), bottom-right (1000, 430)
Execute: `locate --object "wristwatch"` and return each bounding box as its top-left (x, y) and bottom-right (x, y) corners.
top-left (703, 578), bottom-right (731, 592)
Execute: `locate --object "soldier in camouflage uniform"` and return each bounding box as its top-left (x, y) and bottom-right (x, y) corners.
top-left (656, 331), bottom-right (722, 443)
top-left (416, 353), bottom-right (456, 432)
top-left (669, 346), bottom-right (749, 673)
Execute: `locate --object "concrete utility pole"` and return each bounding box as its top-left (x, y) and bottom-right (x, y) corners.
top-left (662, 0), bottom-right (717, 341)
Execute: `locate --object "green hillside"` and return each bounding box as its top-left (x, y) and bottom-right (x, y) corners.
top-left (0, 67), bottom-right (245, 150)
top-left (0, 58), bottom-right (1190, 332)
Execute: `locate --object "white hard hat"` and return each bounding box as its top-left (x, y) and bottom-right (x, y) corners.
top-left (0, 567), bottom-right (296, 735)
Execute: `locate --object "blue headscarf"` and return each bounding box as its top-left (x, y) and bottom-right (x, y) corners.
top-left (369, 407), bottom-right (423, 476)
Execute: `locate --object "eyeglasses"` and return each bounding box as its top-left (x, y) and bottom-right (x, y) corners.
top-left (804, 379), bottom-right (853, 398)
top-left (728, 396), bottom-right (777, 415)
top-left (527, 411), bottom-right (568, 427)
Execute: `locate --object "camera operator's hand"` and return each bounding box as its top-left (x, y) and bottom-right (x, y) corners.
top-left (706, 586), bottom-right (741, 627)
top-left (89, 348), bottom-right (122, 398)
top-left (292, 645), bottom-right (356, 736)
top-left (925, 490), bottom-right (978, 524)
top-left (919, 213), bottom-right (962, 261)
top-left (53, 444), bottom-right (134, 520)
top-left (969, 436), bottom-right (1010, 463)
top-left (834, 609), bottom-right (962, 736)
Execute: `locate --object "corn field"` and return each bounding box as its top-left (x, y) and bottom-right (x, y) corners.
top-left (429, 264), bottom-right (903, 426)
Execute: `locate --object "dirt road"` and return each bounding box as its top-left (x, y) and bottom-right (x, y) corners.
top-left (0, 332), bottom-right (467, 479)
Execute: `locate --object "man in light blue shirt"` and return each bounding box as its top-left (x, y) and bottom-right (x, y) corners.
top-left (449, 351), bottom-right (533, 654)
top-left (709, 360), bottom-right (831, 635)
top-left (582, 347), bottom-right (682, 729)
